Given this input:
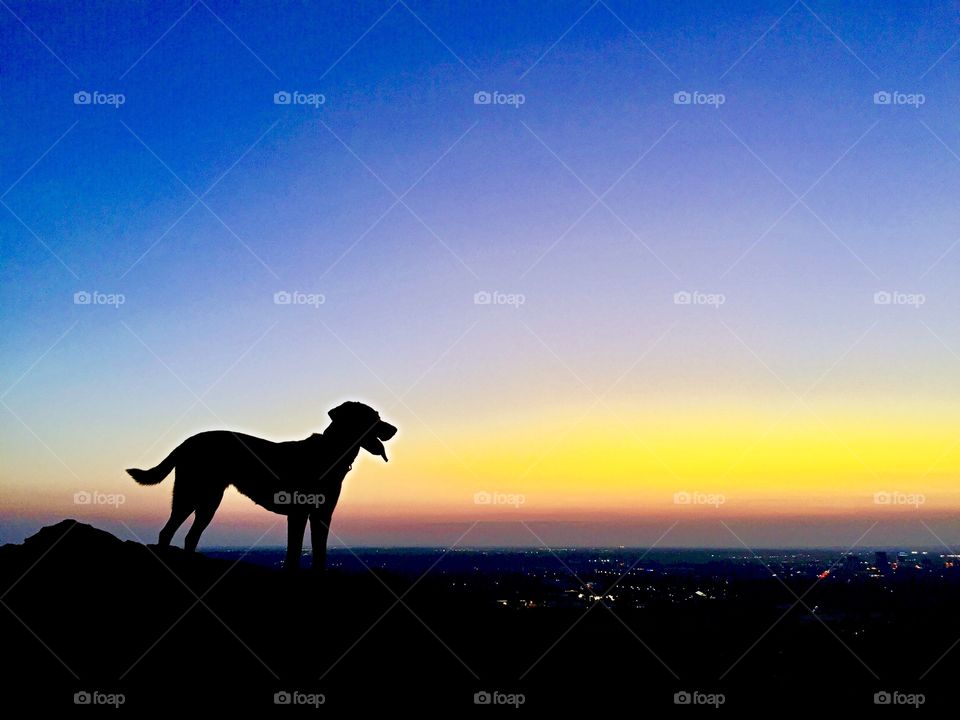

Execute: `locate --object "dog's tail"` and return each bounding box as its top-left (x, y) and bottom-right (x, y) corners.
top-left (127, 446), bottom-right (179, 486)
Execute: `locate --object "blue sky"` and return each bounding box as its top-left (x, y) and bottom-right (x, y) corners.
top-left (3, 1), bottom-right (960, 547)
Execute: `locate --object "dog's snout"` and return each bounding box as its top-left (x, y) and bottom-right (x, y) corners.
top-left (377, 421), bottom-right (397, 441)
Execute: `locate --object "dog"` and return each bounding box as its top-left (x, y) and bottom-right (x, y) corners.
top-left (127, 401), bottom-right (396, 571)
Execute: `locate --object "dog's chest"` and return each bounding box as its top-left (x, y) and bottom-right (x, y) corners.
top-left (277, 434), bottom-right (353, 487)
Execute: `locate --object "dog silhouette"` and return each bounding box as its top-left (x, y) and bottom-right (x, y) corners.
top-left (127, 401), bottom-right (397, 570)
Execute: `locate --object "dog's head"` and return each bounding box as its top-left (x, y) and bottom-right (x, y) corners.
top-left (327, 401), bottom-right (397, 462)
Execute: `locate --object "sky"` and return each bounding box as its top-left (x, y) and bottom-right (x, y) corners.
top-left (2, 1), bottom-right (960, 548)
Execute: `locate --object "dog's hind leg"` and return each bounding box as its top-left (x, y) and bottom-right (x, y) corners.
top-left (159, 469), bottom-right (199, 547)
top-left (183, 489), bottom-right (224, 552)
top-left (158, 498), bottom-right (193, 548)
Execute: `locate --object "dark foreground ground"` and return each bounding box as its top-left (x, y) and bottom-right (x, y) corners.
top-left (0, 520), bottom-right (954, 711)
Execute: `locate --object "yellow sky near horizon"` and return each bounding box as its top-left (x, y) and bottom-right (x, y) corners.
top-left (4, 400), bottom-right (960, 527)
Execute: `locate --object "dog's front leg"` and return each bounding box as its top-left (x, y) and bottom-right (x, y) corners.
top-left (285, 513), bottom-right (308, 571)
top-left (309, 513), bottom-right (331, 573)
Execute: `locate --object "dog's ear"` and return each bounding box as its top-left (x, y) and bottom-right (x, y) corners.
top-left (328, 402), bottom-right (354, 424)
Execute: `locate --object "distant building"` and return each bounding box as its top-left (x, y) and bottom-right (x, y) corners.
top-left (896, 551), bottom-right (920, 571)
top-left (841, 553), bottom-right (862, 575)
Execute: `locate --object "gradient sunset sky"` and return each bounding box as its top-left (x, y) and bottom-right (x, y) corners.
top-left (3, 1), bottom-right (960, 548)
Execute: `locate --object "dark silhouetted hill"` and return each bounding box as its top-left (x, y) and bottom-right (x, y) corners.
top-left (2, 520), bottom-right (956, 711)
